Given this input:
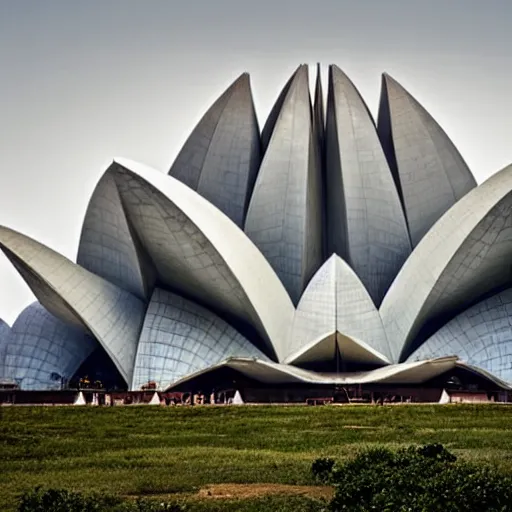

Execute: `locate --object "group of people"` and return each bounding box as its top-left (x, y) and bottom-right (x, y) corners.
top-left (163, 389), bottom-right (235, 406)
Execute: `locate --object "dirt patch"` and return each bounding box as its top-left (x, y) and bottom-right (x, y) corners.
top-left (196, 483), bottom-right (334, 500)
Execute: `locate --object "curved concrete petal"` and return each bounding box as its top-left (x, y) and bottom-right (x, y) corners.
top-left (0, 319), bottom-right (11, 378)
top-left (112, 158), bottom-right (295, 362)
top-left (169, 73), bottom-right (261, 228)
top-left (285, 255), bottom-right (391, 365)
top-left (0, 226), bottom-right (146, 384)
top-left (326, 66), bottom-right (411, 306)
top-left (287, 333), bottom-right (390, 367)
top-left (0, 318), bottom-right (9, 338)
top-left (380, 164), bottom-right (512, 362)
top-left (1, 302), bottom-right (96, 390)
top-left (77, 171), bottom-right (155, 300)
top-left (313, 63), bottom-right (327, 257)
top-left (408, 288), bottom-right (512, 383)
top-left (378, 74), bottom-right (476, 247)
top-left (314, 63), bottom-right (325, 155)
top-left (132, 288), bottom-right (269, 390)
top-left (245, 65), bottom-right (323, 304)
top-left (165, 356), bottom-right (498, 390)
top-left (455, 361), bottom-right (511, 390)
top-left (260, 66), bottom-right (298, 153)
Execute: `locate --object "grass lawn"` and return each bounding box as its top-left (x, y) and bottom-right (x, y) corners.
top-left (2, 404), bottom-right (512, 511)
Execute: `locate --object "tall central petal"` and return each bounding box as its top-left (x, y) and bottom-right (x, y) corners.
top-left (245, 65), bottom-right (323, 305)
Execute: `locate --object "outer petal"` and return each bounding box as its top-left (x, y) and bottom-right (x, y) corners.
top-left (380, 164), bottom-right (512, 362)
top-left (408, 288), bottom-right (512, 383)
top-left (314, 63), bottom-right (327, 257)
top-left (169, 73), bottom-right (261, 228)
top-left (245, 65), bottom-right (323, 304)
top-left (378, 73), bottom-right (476, 247)
top-left (285, 255), bottom-right (391, 365)
top-left (77, 172), bottom-right (155, 300)
top-left (326, 66), bottom-right (411, 306)
top-left (1, 302), bottom-right (96, 390)
top-left (313, 63), bottom-right (325, 155)
top-left (0, 318), bottom-right (9, 338)
top-left (260, 67), bottom-right (297, 153)
top-left (132, 288), bottom-right (268, 390)
top-left (0, 226), bottom-right (146, 384)
top-left (165, 356), bottom-right (505, 390)
top-left (112, 158), bottom-right (295, 361)
top-left (0, 319), bottom-right (11, 378)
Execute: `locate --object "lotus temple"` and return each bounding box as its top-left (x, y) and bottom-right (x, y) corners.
top-left (1, 63), bottom-right (512, 402)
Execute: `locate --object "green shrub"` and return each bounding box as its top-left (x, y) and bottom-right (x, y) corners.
top-left (311, 457), bottom-right (335, 483)
top-left (17, 487), bottom-right (184, 512)
top-left (312, 444), bottom-right (512, 511)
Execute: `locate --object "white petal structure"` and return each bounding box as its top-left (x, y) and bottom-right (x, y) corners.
top-left (0, 226), bottom-right (146, 384)
top-left (165, 356), bottom-right (468, 389)
top-left (408, 288), bottom-right (512, 383)
top-left (326, 66), bottom-right (411, 306)
top-left (77, 172), bottom-right (155, 300)
top-left (2, 64), bottom-right (512, 393)
top-left (313, 63), bottom-right (325, 158)
top-left (132, 288), bottom-right (269, 390)
top-left (285, 255), bottom-right (390, 365)
top-left (111, 158), bottom-right (295, 361)
top-left (313, 64), bottom-right (327, 257)
top-left (260, 68), bottom-right (297, 153)
top-left (169, 73), bottom-right (261, 228)
top-left (245, 65), bottom-right (323, 304)
top-left (0, 318), bottom-right (9, 338)
top-left (381, 164), bottom-right (512, 362)
top-left (378, 74), bottom-right (477, 247)
top-left (1, 302), bottom-right (96, 390)
top-left (0, 318), bottom-right (11, 378)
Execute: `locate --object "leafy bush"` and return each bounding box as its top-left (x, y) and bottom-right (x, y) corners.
top-left (416, 442), bottom-right (457, 462)
top-left (311, 457), bottom-right (335, 483)
top-left (17, 487), bottom-right (184, 512)
top-left (312, 444), bottom-right (512, 511)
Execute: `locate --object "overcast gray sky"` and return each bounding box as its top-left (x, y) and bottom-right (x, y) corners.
top-left (1, 0), bottom-right (511, 323)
